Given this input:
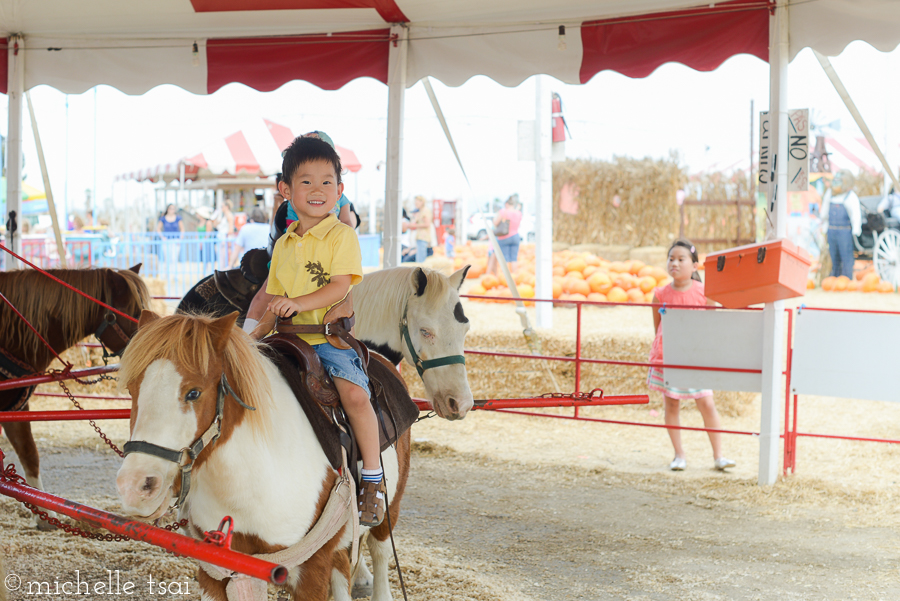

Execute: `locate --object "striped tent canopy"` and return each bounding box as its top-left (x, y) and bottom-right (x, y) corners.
top-left (118, 119), bottom-right (362, 182)
top-left (2, 1), bottom-right (900, 96)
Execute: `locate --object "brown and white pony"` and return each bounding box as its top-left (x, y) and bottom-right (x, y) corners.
top-left (0, 266), bottom-right (149, 527)
top-left (352, 266), bottom-right (474, 420)
top-left (115, 312), bottom-right (409, 601)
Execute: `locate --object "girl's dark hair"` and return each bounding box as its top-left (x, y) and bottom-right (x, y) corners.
top-left (668, 238), bottom-right (703, 282)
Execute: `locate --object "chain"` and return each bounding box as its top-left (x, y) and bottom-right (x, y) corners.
top-left (1, 459), bottom-right (187, 540)
top-left (539, 388), bottom-right (605, 400)
top-left (73, 372), bottom-right (117, 386)
top-left (57, 378), bottom-right (125, 457)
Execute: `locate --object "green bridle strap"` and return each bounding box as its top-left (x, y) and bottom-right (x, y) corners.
top-left (400, 301), bottom-right (466, 378)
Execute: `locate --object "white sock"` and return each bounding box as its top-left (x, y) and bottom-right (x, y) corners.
top-left (242, 318), bottom-right (259, 333)
top-left (361, 467), bottom-right (383, 484)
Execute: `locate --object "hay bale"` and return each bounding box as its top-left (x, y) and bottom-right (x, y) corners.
top-left (629, 246), bottom-right (668, 268)
top-left (553, 155), bottom-right (685, 247)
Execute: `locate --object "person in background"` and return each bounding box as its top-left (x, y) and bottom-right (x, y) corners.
top-left (211, 199), bottom-right (235, 270)
top-left (407, 195), bottom-right (433, 263)
top-left (155, 203), bottom-right (184, 264)
top-left (877, 184), bottom-right (900, 218)
top-left (229, 207), bottom-right (270, 267)
top-left (195, 205), bottom-right (213, 266)
top-left (445, 226), bottom-right (456, 258)
top-left (488, 195), bottom-right (523, 275)
top-left (821, 169), bottom-right (861, 279)
top-left (649, 239), bottom-right (735, 472)
top-left (271, 173), bottom-right (286, 223)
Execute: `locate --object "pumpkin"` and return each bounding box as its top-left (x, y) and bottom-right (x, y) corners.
top-left (565, 257), bottom-right (587, 274)
top-left (862, 273), bottom-right (880, 293)
top-left (821, 276), bottom-right (836, 291)
top-left (639, 276), bottom-right (657, 293)
top-left (481, 274), bottom-right (499, 290)
top-left (878, 281), bottom-right (895, 293)
top-left (587, 292), bottom-right (607, 303)
top-left (607, 286), bottom-right (628, 303)
top-left (587, 272), bottom-right (613, 294)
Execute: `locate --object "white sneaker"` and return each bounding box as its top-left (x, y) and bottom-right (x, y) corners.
top-left (669, 457), bottom-right (686, 471)
top-left (714, 457), bottom-right (736, 471)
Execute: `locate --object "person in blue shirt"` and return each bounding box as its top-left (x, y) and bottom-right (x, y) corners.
top-left (229, 207), bottom-right (270, 268)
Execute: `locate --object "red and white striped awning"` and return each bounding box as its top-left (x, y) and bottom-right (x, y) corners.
top-left (823, 135), bottom-right (881, 175)
top-left (118, 119), bottom-right (362, 183)
top-left (4, 1), bottom-right (900, 96)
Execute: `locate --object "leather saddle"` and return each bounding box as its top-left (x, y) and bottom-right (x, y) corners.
top-left (260, 304), bottom-right (419, 483)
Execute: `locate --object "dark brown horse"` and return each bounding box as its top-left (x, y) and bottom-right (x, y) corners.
top-left (0, 265), bottom-right (150, 527)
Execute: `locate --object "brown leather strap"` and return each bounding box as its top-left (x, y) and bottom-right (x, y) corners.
top-left (276, 315), bottom-right (355, 335)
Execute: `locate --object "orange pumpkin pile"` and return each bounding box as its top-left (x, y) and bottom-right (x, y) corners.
top-left (817, 271), bottom-right (895, 293)
top-left (457, 244), bottom-right (672, 306)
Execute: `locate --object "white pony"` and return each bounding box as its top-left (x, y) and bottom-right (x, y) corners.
top-left (116, 311), bottom-right (409, 601)
top-left (352, 265), bottom-right (473, 420)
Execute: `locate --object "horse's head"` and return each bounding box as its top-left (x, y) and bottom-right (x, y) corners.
top-left (96, 264), bottom-right (150, 358)
top-left (115, 311), bottom-right (261, 520)
top-left (402, 266), bottom-right (474, 420)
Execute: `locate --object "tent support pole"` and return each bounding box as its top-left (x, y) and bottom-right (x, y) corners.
top-left (383, 24), bottom-right (408, 269)
top-left (6, 34), bottom-right (25, 259)
top-left (534, 75), bottom-right (553, 328)
top-left (26, 91), bottom-right (67, 267)
top-left (759, 0), bottom-right (788, 486)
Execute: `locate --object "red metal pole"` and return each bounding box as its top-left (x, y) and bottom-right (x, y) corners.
top-left (494, 410), bottom-right (760, 436)
top-left (413, 395), bottom-right (649, 412)
top-left (0, 478), bottom-right (288, 585)
top-left (0, 409), bottom-right (131, 422)
top-left (33, 392), bottom-right (131, 401)
top-left (0, 365), bottom-right (119, 392)
top-left (783, 308), bottom-right (794, 476)
top-left (574, 302), bottom-right (582, 418)
top-left (791, 394), bottom-right (799, 472)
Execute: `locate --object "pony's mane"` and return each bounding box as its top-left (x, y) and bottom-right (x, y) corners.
top-left (354, 267), bottom-right (453, 329)
top-left (118, 314), bottom-right (273, 438)
top-left (0, 268), bottom-right (150, 367)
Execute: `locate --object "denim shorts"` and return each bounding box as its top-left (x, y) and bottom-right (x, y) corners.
top-left (497, 233), bottom-right (521, 262)
top-left (313, 342), bottom-right (369, 391)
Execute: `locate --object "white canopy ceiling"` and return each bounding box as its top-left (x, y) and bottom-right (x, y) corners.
top-left (2, 1), bottom-right (899, 95)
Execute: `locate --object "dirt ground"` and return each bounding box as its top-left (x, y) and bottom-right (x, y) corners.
top-left (2, 288), bottom-right (900, 600)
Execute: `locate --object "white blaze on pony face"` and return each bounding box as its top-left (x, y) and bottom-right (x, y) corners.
top-left (116, 359), bottom-right (198, 520)
top-left (408, 267), bottom-right (474, 420)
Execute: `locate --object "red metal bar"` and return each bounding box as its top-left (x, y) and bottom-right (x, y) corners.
top-left (798, 306), bottom-right (900, 316)
top-left (0, 478), bottom-right (287, 585)
top-left (493, 410), bottom-right (762, 436)
top-left (792, 431), bottom-right (900, 445)
top-left (461, 294), bottom-right (763, 312)
top-left (791, 394), bottom-right (799, 472)
top-left (464, 349), bottom-right (764, 375)
top-left (783, 308), bottom-right (794, 476)
top-left (574, 303), bottom-right (583, 418)
top-left (413, 395), bottom-right (648, 412)
top-left (0, 243), bottom-right (139, 324)
top-left (0, 409), bottom-right (131, 422)
top-left (0, 365), bottom-right (119, 392)
top-left (34, 392), bottom-right (131, 401)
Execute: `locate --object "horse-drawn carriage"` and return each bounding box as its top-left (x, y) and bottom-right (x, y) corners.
top-left (854, 194), bottom-right (900, 287)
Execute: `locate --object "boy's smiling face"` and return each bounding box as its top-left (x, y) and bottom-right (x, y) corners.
top-left (280, 159), bottom-right (343, 225)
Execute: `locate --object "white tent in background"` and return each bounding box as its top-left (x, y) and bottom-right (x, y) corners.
top-left (6, 0), bottom-right (900, 486)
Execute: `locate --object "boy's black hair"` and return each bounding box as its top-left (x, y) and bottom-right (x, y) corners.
top-left (668, 238), bottom-right (703, 281)
top-left (275, 172), bottom-right (283, 185)
top-left (281, 136), bottom-right (343, 186)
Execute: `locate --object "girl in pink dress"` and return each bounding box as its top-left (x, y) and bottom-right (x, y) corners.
top-left (649, 239), bottom-right (735, 472)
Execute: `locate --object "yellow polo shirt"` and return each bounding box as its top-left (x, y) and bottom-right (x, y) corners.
top-left (266, 214), bottom-right (363, 345)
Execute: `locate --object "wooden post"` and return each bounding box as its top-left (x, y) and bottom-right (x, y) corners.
top-left (26, 92), bottom-right (68, 267)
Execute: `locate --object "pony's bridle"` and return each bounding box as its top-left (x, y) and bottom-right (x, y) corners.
top-left (122, 373), bottom-right (255, 508)
top-left (94, 310), bottom-right (133, 362)
top-left (399, 300), bottom-right (466, 378)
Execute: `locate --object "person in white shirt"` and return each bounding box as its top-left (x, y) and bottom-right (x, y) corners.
top-left (229, 207), bottom-right (270, 268)
top-left (820, 169), bottom-right (861, 278)
top-left (877, 189), bottom-right (900, 218)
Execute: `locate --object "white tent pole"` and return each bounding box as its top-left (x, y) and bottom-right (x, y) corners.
top-left (759, 0), bottom-right (788, 487)
top-left (383, 24), bottom-right (408, 268)
top-left (534, 75), bottom-right (553, 329)
top-left (813, 50), bottom-right (900, 192)
top-left (26, 91), bottom-right (67, 267)
top-left (5, 35), bottom-right (25, 260)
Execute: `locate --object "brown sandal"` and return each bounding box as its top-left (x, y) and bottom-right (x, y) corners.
top-left (357, 479), bottom-right (386, 527)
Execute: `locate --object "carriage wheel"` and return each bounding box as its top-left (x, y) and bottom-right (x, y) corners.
top-left (874, 230), bottom-right (900, 287)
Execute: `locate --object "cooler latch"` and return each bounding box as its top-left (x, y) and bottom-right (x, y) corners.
top-left (717, 255), bottom-right (725, 272)
top-left (757, 246), bottom-right (767, 263)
